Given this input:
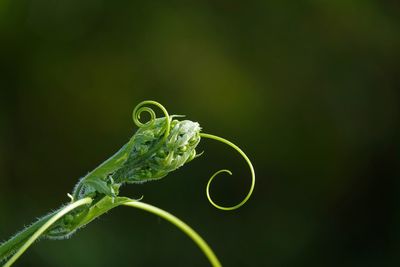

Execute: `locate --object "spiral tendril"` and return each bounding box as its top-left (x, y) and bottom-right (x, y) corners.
top-left (200, 133), bottom-right (255, 211)
top-left (132, 100), bottom-right (171, 141)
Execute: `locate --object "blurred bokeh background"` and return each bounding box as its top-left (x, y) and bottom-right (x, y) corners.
top-left (1, 1), bottom-right (399, 266)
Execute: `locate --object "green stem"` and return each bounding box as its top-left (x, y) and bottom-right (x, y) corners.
top-left (122, 201), bottom-right (222, 267)
top-left (0, 213), bottom-right (54, 262)
top-left (2, 197), bottom-right (92, 267)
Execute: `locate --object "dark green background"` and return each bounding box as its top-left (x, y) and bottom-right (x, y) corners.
top-left (1, 1), bottom-right (399, 266)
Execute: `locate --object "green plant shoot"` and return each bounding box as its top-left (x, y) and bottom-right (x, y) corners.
top-left (0, 100), bottom-right (255, 267)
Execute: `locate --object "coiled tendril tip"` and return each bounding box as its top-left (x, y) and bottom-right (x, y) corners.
top-left (132, 100), bottom-right (171, 141)
top-left (200, 133), bottom-right (255, 211)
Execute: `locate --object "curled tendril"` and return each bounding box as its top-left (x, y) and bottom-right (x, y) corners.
top-left (200, 133), bottom-right (255, 211)
top-left (132, 100), bottom-right (171, 141)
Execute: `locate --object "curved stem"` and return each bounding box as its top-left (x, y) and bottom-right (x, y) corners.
top-left (1, 213), bottom-right (54, 262)
top-left (3, 197), bottom-right (92, 267)
top-left (200, 133), bottom-right (255, 211)
top-left (122, 201), bottom-right (222, 267)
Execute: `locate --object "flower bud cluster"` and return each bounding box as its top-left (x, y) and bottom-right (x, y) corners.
top-left (113, 117), bottom-right (201, 183)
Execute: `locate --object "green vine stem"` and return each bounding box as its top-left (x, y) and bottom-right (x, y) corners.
top-left (122, 201), bottom-right (222, 267)
top-left (3, 197), bottom-right (93, 267)
top-left (200, 133), bottom-right (255, 211)
top-left (1, 101), bottom-right (255, 266)
top-left (0, 213), bottom-right (52, 262)
top-left (1, 197), bottom-right (221, 267)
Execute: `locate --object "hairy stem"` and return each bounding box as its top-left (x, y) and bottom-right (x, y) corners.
top-left (0, 214), bottom-right (54, 262)
top-left (2, 197), bottom-right (92, 267)
top-left (122, 201), bottom-right (222, 267)
top-left (1, 197), bottom-right (221, 267)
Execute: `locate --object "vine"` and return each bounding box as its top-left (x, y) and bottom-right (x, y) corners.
top-left (0, 101), bottom-right (255, 266)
